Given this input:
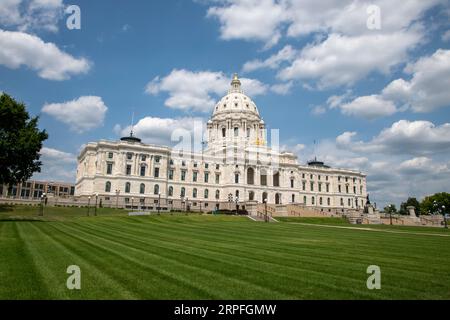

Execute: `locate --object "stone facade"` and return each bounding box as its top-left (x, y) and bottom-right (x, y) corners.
top-left (75, 75), bottom-right (367, 212)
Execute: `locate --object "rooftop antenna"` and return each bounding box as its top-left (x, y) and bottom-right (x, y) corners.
top-left (313, 139), bottom-right (317, 161)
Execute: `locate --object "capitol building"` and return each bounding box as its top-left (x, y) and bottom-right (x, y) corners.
top-left (75, 75), bottom-right (367, 214)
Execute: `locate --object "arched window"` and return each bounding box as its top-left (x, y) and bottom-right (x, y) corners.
top-left (105, 181), bottom-right (111, 192)
top-left (319, 197), bottom-right (323, 205)
top-left (204, 189), bottom-right (209, 199)
top-left (234, 127), bottom-right (239, 137)
top-left (235, 173), bottom-right (239, 184)
top-left (262, 192), bottom-right (268, 203)
top-left (215, 190), bottom-right (220, 200)
top-left (247, 168), bottom-right (255, 185)
top-left (193, 188), bottom-right (197, 198)
top-left (168, 186), bottom-right (173, 197)
top-left (291, 194), bottom-right (295, 203)
top-left (140, 183), bottom-right (145, 194)
top-left (235, 190), bottom-right (239, 199)
top-left (180, 187), bottom-right (185, 198)
top-left (222, 128), bottom-right (226, 138)
top-left (327, 197), bottom-right (331, 206)
top-left (340, 198), bottom-right (344, 206)
top-left (125, 182), bottom-right (131, 193)
top-left (249, 191), bottom-right (255, 201)
top-left (275, 193), bottom-right (281, 205)
top-left (312, 196), bottom-right (315, 205)
top-left (303, 196), bottom-right (307, 204)
top-left (348, 198), bottom-right (351, 206)
top-left (154, 184), bottom-right (159, 195)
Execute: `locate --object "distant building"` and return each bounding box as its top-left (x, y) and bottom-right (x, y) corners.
top-left (0, 180), bottom-right (75, 199)
top-left (76, 75), bottom-right (367, 212)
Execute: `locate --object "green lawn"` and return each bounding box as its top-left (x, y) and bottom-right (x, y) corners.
top-left (1, 206), bottom-right (449, 299)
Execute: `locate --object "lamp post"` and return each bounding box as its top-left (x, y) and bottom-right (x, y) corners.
top-left (264, 198), bottom-right (268, 223)
top-left (39, 193), bottom-right (46, 216)
top-left (158, 192), bottom-right (161, 215)
top-left (94, 192), bottom-right (99, 216)
top-left (389, 204), bottom-right (393, 225)
top-left (442, 205), bottom-right (448, 229)
top-left (186, 197), bottom-right (189, 213)
top-left (199, 201), bottom-right (202, 213)
top-left (235, 196), bottom-right (239, 215)
top-left (131, 197), bottom-right (134, 211)
top-left (87, 196), bottom-right (91, 216)
top-left (433, 200), bottom-right (438, 215)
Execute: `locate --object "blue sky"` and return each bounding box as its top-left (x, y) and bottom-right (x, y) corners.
top-left (1, 0), bottom-right (450, 207)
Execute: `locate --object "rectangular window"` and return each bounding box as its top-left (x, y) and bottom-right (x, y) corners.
top-left (310, 182), bottom-right (314, 191)
top-left (326, 184), bottom-right (329, 193)
top-left (126, 164), bottom-right (131, 175)
top-left (290, 179), bottom-right (294, 188)
top-left (193, 171), bottom-right (198, 182)
top-left (261, 175), bottom-right (267, 186)
top-left (141, 155), bottom-right (146, 161)
top-left (216, 164), bottom-right (220, 170)
top-left (338, 185), bottom-right (342, 193)
top-left (204, 172), bottom-right (209, 183)
top-left (108, 152), bottom-right (113, 159)
top-left (235, 174), bottom-right (239, 184)
top-left (154, 167), bottom-right (160, 178)
top-left (140, 166), bottom-right (146, 177)
top-left (107, 163), bottom-right (113, 175)
top-left (215, 174), bottom-right (220, 184)
top-left (169, 169), bottom-right (174, 180)
top-left (318, 183), bottom-right (322, 192)
top-left (205, 163), bottom-right (209, 169)
top-left (155, 156), bottom-right (161, 163)
top-left (126, 153), bottom-right (133, 160)
top-left (181, 170), bottom-right (186, 181)
top-left (302, 181), bottom-right (306, 191)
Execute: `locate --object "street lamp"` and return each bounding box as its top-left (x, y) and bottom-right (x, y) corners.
top-left (264, 198), bottom-right (268, 223)
top-left (185, 197), bottom-right (189, 213)
top-left (199, 201), bottom-right (202, 213)
top-left (442, 205), bottom-right (448, 229)
top-left (131, 197), bottom-right (134, 211)
top-left (87, 196), bottom-right (91, 216)
top-left (39, 193), bottom-right (46, 216)
top-left (235, 196), bottom-right (239, 215)
top-left (94, 192), bottom-right (99, 216)
top-left (433, 200), bottom-right (438, 215)
top-left (389, 204), bottom-right (393, 225)
top-left (158, 192), bottom-right (161, 215)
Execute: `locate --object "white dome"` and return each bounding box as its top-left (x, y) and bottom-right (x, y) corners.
top-left (211, 74), bottom-right (261, 120)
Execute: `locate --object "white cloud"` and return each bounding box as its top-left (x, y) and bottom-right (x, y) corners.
top-left (0, 29), bottom-right (90, 80)
top-left (270, 81), bottom-right (293, 95)
top-left (146, 69), bottom-right (268, 112)
top-left (116, 116), bottom-right (205, 147)
top-left (382, 49), bottom-right (450, 112)
top-left (442, 29), bottom-right (450, 42)
top-left (207, 0), bottom-right (286, 48)
top-left (277, 31), bottom-right (422, 88)
top-left (339, 95), bottom-right (397, 119)
top-left (311, 105), bottom-right (326, 116)
top-left (42, 96), bottom-right (108, 133)
top-left (242, 45), bottom-right (297, 73)
top-left (33, 146), bottom-right (77, 182)
top-left (336, 120), bottom-right (450, 156)
top-left (0, 0), bottom-right (64, 32)
top-left (340, 49), bottom-right (450, 116)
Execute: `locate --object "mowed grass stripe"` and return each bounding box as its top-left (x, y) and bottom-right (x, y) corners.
top-left (53, 221), bottom-right (292, 299)
top-left (90, 217), bottom-right (450, 299)
top-left (73, 219), bottom-right (372, 299)
top-left (103, 217), bottom-right (448, 281)
top-left (74, 219), bottom-right (420, 299)
top-left (45, 222), bottom-right (219, 299)
top-left (0, 223), bottom-right (51, 299)
top-left (26, 222), bottom-right (139, 299)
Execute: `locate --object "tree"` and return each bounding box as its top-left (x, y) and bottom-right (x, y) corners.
top-left (420, 193), bottom-right (450, 215)
top-left (0, 93), bottom-right (48, 185)
top-left (383, 204), bottom-right (397, 214)
top-left (399, 197), bottom-right (421, 215)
